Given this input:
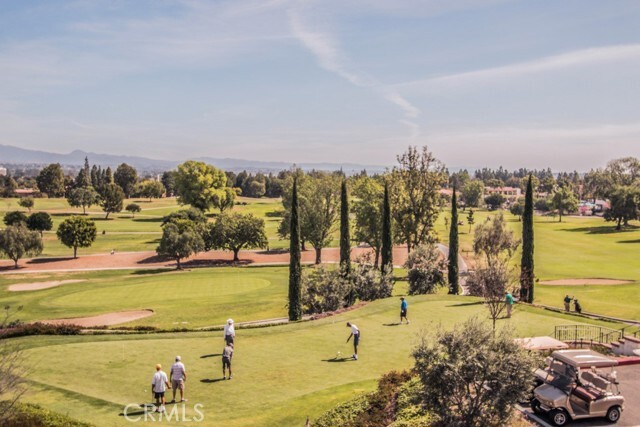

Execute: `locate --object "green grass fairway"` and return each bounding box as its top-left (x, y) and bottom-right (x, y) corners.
top-left (16, 295), bottom-right (622, 427)
top-left (0, 267), bottom-right (289, 329)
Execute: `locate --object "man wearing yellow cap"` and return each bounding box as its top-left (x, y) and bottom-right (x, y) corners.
top-left (151, 363), bottom-right (171, 412)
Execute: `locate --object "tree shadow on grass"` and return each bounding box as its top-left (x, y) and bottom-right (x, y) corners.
top-left (382, 323), bottom-right (401, 327)
top-left (200, 353), bottom-right (222, 359)
top-left (129, 269), bottom-right (173, 276)
top-left (560, 225), bottom-right (639, 234)
top-left (119, 405), bottom-right (154, 417)
top-left (200, 378), bottom-right (226, 383)
top-left (27, 256), bottom-right (74, 264)
top-left (133, 217), bottom-right (163, 223)
top-left (618, 239), bottom-right (640, 244)
top-left (322, 357), bottom-right (356, 363)
top-left (447, 301), bottom-right (483, 307)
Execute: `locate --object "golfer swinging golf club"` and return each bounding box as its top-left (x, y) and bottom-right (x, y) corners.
top-left (346, 322), bottom-right (360, 360)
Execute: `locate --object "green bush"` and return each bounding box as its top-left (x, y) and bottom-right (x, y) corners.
top-left (313, 393), bottom-right (371, 427)
top-left (0, 322), bottom-right (82, 340)
top-left (0, 401), bottom-right (93, 426)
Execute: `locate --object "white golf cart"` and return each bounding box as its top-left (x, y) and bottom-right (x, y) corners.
top-left (531, 349), bottom-right (624, 426)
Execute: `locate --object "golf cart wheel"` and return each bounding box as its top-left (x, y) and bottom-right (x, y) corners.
top-left (550, 409), bottom-right (569, 426)
top-left (606, 406), bottom-right (622, 423)
top-left (530, 398), bottom-right (543, 415)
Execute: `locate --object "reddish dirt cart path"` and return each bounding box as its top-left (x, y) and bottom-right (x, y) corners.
top-left (0, 247), bottom-right (412, 273)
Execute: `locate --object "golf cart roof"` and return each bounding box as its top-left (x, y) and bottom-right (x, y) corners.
top-left (551, 349), bottom-right (618, 368)
top-left (515, 336), bottom-right (570, 351)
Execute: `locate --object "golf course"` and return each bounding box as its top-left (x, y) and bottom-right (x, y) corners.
top-left (1, 196), bottom-right (639, 426)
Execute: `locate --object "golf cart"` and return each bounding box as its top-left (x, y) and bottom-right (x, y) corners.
top-left (531, 349), bottom-right (624, 426)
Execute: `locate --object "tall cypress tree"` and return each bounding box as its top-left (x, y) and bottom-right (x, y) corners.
top-left (448, 187), bottom-right (459, 294)
top-left (339, 180), bottom-right (351, 275)
top-left (381, 180), bottom-right (393, 275)
top-left (520, 174), bottom-right (535, 303)
top-left (288, 178), bottom-right (302, 321)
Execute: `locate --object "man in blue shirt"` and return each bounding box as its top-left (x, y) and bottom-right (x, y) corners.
top-left (400, 297), bottom-right (409, 324)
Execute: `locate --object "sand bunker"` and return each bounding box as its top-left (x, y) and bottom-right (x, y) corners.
top-left (540, 278), bottom-right (634, 286)
top-left (41, 309), bottom-right (154, 327)
top-left (8, 279), bottom-right (86, 291)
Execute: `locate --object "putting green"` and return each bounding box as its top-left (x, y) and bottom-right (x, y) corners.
top-left (0, 267), bottom-right (288, 329)
top-left (17, 294), bottom-right (622, 427)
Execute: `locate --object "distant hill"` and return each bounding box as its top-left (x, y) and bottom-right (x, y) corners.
top-left (0, 144), bottom-right (387, 174)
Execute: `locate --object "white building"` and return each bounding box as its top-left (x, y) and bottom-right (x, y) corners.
top-left (0, 167), bottom-right (6, 176)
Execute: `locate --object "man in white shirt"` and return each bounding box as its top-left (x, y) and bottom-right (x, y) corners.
top-left (151, 364), bottom-right (171, 412)
top-left (346, 322), bottom-right (360, 360)
top-left (169, 356), bottom-right (187, 403)
top-left (224, 318), bottom-right (235, 345)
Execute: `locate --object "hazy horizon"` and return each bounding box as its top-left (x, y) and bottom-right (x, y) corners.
top-left (1, 0), bottom-right (639, 171)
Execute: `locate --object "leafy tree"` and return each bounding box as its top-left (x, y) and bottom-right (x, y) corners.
top-left (67, 186), bottom-right (100, 214)
top-left (56, 216), bottom-right (97, 258)
top-left (466, 208), bottom-right (475, 233)
top-left (26, 212), bottom-right (53, 237)
top-left (279, 172), bottom-right (341, 264)
top-left (550, 185), bottom-right (578, 222)
top-left (3, 211), bottom-right (27, 227)
top-left (339, 180), bottom-right (351, 275)
top-left (390, 146), bottom-right (447, 252)
top-left (473, 213), bottom-right (520, 265)
top-left (351, 176), bottom-right (383, 268)
top-left (351, 255), bottom-right (393, 301)
top-left (125, 203), bottom-right (141, 218)
top-left (412, 318), bottom-right (537, 427)
top-left (206, 212), bottom-right (267, 261)
top-left (604, 185), bottom-right (639, 230)
top-left (36, 163), bottom-right (65, 197)
top-left (448, 188), bottom-right (459, 294)
top-left (484, 193), bottom-right (505, 210)
top-left (134, 180), bottom-right (164, 201)
top-left (466, 260), bottom-right (512, 330)
top-left (449, 169), bottom-right (470, 189)
top-left (381, 180), bottom-right (393, 274)
top-left (461, 179), bottom-right (484, 208)
top-left (114, 163), bottom-right (138, 198)
top-left (0, 225), bottom-right (43, 268)
top-left (520, 175), bottom-right (535, 303)
top-left (156, 222), bottom-right (205, 269)
top-left (0, 175), bottom-right (17, 197)
top-left (100, 183), bottom-right (124, 219)
top-left (17, 197), bottom-right (34, 213)
top-left (174, 160), bottom-right (231, 212)
top-left (0, 335), bottom-right (26, 423)
top-left (162, 208), bottom-right (208, 226)
top-left (509, 199), bottom-right (524, 220)
top-left (161, 171), bottom-right (177, 197)
top-left (288, 178), bottom-right (302, 321)
top-left (404, 243), bottom-right (446, 295)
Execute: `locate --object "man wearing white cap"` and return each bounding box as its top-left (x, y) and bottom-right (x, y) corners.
top-left (169, 356), bottom-right (187, 403)
top-left (224, 318), bottom-right (235, 345)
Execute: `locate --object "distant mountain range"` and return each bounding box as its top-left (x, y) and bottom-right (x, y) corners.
top-left (0, 144), bottom-right (388, 174)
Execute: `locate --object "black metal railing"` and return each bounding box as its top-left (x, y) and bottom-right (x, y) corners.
top-left (554, 324), bottom-right (624, 345)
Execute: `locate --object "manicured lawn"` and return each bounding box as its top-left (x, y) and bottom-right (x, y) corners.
top-left (0, 267), bottom-right (290, 329)
top-left (15, 293), bottom-right (621, 427)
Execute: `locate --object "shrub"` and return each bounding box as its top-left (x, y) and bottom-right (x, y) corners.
top-left (301, 267), bottom-right (350, 315)
top-left (314, 393), bottom-right (371, 427)
top-left (351, 260), bottom-right (393, 301)
top-left (0, 322), bottom-right (82, 340)
top-left (0, 401), bottom-right (93, 427)
top-left (403, 244), bottom-right (446, 295)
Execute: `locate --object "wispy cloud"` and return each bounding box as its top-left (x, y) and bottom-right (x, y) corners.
top-left (395, 44), bottom-right (640, 90)
top-left (287, 5), bottom-right (421, 137)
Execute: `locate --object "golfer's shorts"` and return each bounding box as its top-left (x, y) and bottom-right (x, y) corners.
top-left (154, 392), bottom-right (165, 399)
top-left (225, 335), bottom-right (234, 345)
top-left (172, 379), bottom-right (184, 390)
top-left (401, 309), bottom-right (407, 317)
top-left (353, 334), bottom-right (360, 346)
top-left (222, 357), bottom-right (231, 369)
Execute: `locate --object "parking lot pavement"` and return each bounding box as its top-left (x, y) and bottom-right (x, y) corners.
top-left (520, 364), bottom-right (640, 427)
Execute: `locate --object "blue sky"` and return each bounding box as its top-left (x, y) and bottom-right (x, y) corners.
top-left (1, 0), bottom-right (639, 170)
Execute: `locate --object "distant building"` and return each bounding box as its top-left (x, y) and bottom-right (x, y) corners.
top-left (15, 189), bottom-right (36, 197)
top-left (484, 186), bottom-right (521, 198)
top-left (0, 167), bottom-right (6, 176)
